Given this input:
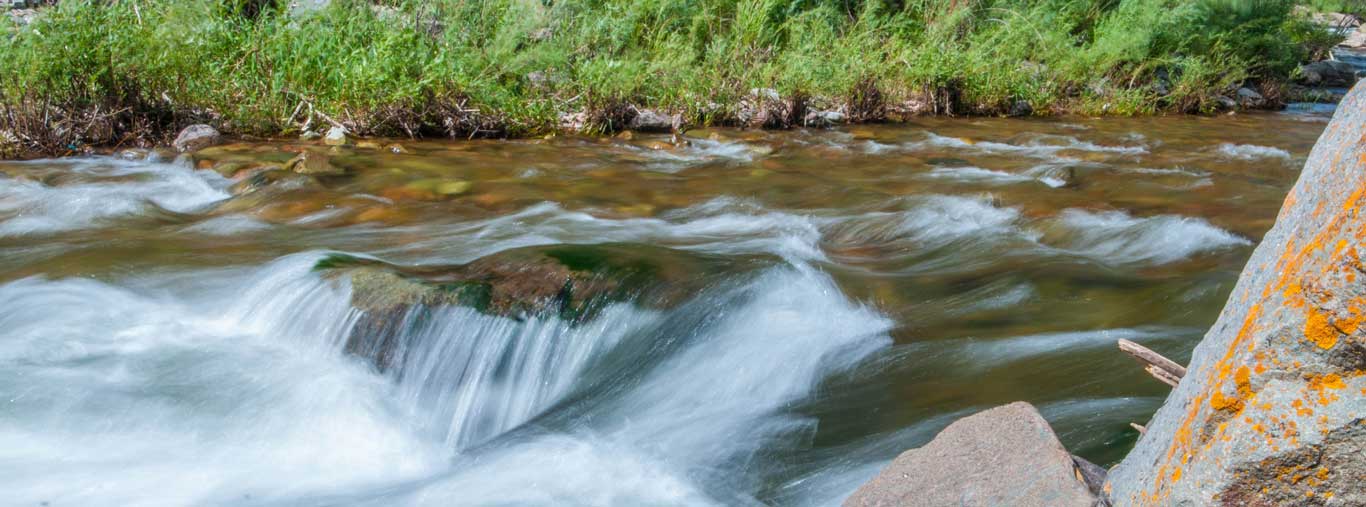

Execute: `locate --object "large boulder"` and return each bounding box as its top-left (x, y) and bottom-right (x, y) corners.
top-left (1105, 82), bottom-right (1366, 505)
top-left (845, 402), bottom-right (1099, 507)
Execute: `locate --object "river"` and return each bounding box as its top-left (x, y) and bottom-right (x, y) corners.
top-left (0, 108), bottom-right (1333, 506)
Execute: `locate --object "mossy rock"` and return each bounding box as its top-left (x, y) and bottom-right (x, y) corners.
top-left (317, 243), bottom-right (768, 322)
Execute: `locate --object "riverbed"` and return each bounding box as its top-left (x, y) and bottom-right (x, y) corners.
top-left (0, 109), bottom-right (1332, 506)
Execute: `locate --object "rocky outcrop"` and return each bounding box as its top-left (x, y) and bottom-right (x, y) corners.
top-left (845, 402), bottom-right (1101, 507)
top-left (1105, 82), bottom-right (1366, 505)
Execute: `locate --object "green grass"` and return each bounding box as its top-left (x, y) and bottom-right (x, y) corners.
top-left (0, 0), bottom-right (1345, 155)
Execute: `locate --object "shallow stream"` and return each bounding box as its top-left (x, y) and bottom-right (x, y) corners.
top-left (0, 108), bottom-right (1334, 506)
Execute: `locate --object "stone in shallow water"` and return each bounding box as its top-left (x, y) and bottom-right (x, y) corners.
top-left (845, 402), bottom-right (1097, 507)
top-left (324, 126), bottom-right (349, 146)
top-left (173, 124), bottom-right (221, 152)
top-left (286, 150), bottom-right (344, 175)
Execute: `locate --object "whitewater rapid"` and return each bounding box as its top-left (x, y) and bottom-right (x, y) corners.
top-left (0, 253), bottom-right (894, 506)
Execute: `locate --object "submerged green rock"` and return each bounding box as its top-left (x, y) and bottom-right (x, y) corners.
top-left (318, 243), bottom-right (765, 322)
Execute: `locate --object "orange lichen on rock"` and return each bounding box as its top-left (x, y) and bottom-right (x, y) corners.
top-left (1304, 309), bottom-right (1339, 350)
top-left (1306, 373), bottom-right (1347, 406)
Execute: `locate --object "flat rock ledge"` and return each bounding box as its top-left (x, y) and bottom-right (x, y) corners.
top-left (845, 402), bottom-right (1101, 507)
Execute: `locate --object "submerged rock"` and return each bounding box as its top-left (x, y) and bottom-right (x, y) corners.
top-left (1105, 81), bottom-right (1366, 505)
top-left (322, 243), bottom-right (757, 321)
top-left (285, 150), bottom-right (343, 176)
top-left (845, 402), bottom-right (1098, 507)
top-left (320, 244), bottom-right (766, 371)
top-left (173, 124), bottom-right (221, 152)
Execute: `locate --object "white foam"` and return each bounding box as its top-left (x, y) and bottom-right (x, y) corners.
top-left (0, 257), bottom-right (445, 507)
top-left (1216, 143), bottom-right (1291, 160)
top-left (919, 166), bottom-right (1040, 186)
top-left (1126, 167), bottom-right (1210, 177)
top-left (1050, 209), bottom-right (1250, 265)
top-left (0, 158), bottom-right (229, 236)
top-left (912, 133), bottom-right (1147, 158)
top-left (630, 139), bottom-right (758, 172)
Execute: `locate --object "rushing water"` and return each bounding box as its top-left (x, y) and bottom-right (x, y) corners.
top-left (0, 108), bottom-right (1332, 506)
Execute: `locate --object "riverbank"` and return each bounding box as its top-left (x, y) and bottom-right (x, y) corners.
top-left (0, 0), bottom-right (1352, 158)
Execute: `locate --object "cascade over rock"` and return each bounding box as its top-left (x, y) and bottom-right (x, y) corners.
top-left (1105, 82), bottom-right (1366, 505)
top-left (316, 243), bottom-right (770, 371)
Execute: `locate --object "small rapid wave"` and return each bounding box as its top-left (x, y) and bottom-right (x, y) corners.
top-left (911, 133), bottom-right (1147, 158)
top-left (918, 166), bottom-right (1055, 187)
top-left (373, 197), bottom-right (828, 263)
top-left (0, 158), bottom-right (229, 236)
top-left (628, 139), bottom-right (759, 172)
top-left (1215, 143), bottom-right (1291, 160)
top-left (1046, 209), bottom-right (1250, 265)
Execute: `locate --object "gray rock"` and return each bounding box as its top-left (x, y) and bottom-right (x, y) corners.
top-left (803, 110), bottom-right (846, 127)
top-left (1106, 81), bottom-right (1366, 506)
top-left (1236, 87), bottom-right (1265, 108)
top-left (299, 130), bottom-right (322, 141)
top-left (1300, 60), bottom-right (1360, 87)
top-left (627, 109), bottom-right (679, 133)
top-left (844, 402), bottom-right (1096, 507)
top-left (1009, 99), bottom-right (1033, 117)
top-left (1215, 95), bottom-right (1238, 110)
top-left (172, 124), bottom-right (221, 153)
top-left (323, 126), bottom-right (348, 146)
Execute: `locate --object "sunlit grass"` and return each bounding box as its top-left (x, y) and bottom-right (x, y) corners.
top-left (0, 0), bottom-right (1338, 154)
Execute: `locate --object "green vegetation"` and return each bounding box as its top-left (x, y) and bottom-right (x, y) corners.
top-left (0, 0), bottom-right (1348, 155)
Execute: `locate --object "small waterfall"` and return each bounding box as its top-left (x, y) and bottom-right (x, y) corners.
top-left (378, 303), bottom-right (663, 451)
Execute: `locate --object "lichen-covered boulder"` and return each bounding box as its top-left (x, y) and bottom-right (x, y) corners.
top-left (1105, 82), bottom-right (1366, 505)
top-left (845, 402), bottom-right (1099, 507)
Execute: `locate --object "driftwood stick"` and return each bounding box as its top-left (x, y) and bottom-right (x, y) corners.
top-left (1144, 364), bottom-right (1181, 388)
top-left (1118, 338), bottom-right (1187, 387)
top-left (1130, 422), bottom-right (1147, 434)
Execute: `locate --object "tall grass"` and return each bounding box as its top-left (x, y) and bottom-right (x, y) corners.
top-left (0, 0), bottom-right (1336, 155)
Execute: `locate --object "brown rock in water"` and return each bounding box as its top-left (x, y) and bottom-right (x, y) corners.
top-left (285, 150), bottom-right (344, 175)
top-left (172, 124), bottom-right (221, 152)
top-left (1105, 82), bottom-right (1366, 505)
top-left (844, 402), bottom-right (1098, 507)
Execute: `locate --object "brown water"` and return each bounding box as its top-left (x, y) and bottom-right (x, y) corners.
top-left (0, 109), bottom-right (1331, 506)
